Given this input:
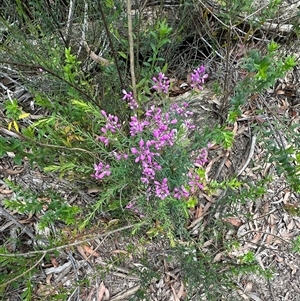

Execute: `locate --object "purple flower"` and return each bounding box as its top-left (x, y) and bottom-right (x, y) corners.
top-left (190, 66), bottom-right (208, 90)
top-left (173, 186), bottom-right (190, 199)
top-left (126, 201), bottom-right (134, 209)
top-left (152, 73), bottom-right (170, 94)
top-left (170, 103), bottom-right (193, 118)
top-left (122, 90), bottom-right (139, 110)
top-left (154, 178), bottom-right (170, 200)
top-left (129, 116), bottom-right (149, 136)
top-left (101, 110), bottom-right (121, 133)
top-left (184, 120), bottom-right (195, 130)
top-left (92, 162), bottom-right (111, 179)
top-left (141, 162), bottom-right (156, 180)
top-left (188, 171), bottom-right (204, 193)
top-left (112, 151), bottom-right (128, 160)
top-left (98, 136), bottom-right (109, 146)
top-left (131, 139), bottom-right (157, 164)
top-left (152, 128), bottom-right (177, 149)
top-left (126, 201), bottom-right (145, 218)
top-left (131, 139), bottom-right (162, 183)
top-left (192, 148), bottom-right (208, 167)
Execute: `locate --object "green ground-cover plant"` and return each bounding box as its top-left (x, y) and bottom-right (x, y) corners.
top-left (228, 40), bottom-right (297, 121)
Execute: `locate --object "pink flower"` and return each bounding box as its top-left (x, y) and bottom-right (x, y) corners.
top-left (98, 136), bottom-right (109, 146)
top-left (122, 90), bottom-right (139, 110)
top-left (173, 186), bottom-right (189, 199)
top-left (152, 73), bottom-right (170, 94)
top-left (190, 66), bottom-right (208, 90)
top-left (129, 116), bottom-right (149, 136)
top-left (154, 178), bottom-right (170, 200)
top-left (188, 171), bottom-right (204, 193)
top-left (92, 162), bottom-right (111, 179)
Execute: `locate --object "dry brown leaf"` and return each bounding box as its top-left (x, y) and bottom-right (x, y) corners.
top-left (233, 121), bottom-right (238, 136)
top-left (77, 245), bottom-right (89, 261)
top-left (83, 245), bottom-right (100, 258)
top-left (195, 205), bottom-right (204, 219)
top-left (98, 282), bottom-right (106, 301)
top-left (0, 188), bottom-right (13, 194)
top-left (225, 159), bottom-right (232, 168)
top-left (111, 249), bottom-right (128, 255)
top-left (244, 281), bottom-right (253, 293)
top-left (266, 225), bottom-right (276, 244)
top-left (213, 252), bottom-right (223, 262)
top-left (177, 281), bottom-right (185, 299)
top-left (237, 289), bottom-right (250, 300)
top-left (50, 257), bottom-right (59, 268)
top-left (203, 201), bottom-right (212, 214)
top-left (104, 288), bottom-right (110, 300)
top-left (3, 168), bottom-right (24, 175)
top-left (223, 217), bottom-right (243, 227)
top-left (46, 274), bottom-right (52, 285)
top-left (171, 285), bottom-right (180, 301)
top-left (275, 89), bottom-right (285, 95)
top-left (287, 220), bottom-right (295, 231)
top-left (88, 188), bottom-right (100, 194)
top-left (198, 191), bottom-right (214, 203)
top-left (251, 233), bottom-right (263, 244)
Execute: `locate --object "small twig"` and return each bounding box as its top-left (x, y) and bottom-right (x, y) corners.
top-left (0, 205), bottom-right (36, 240)
top-left (65, 0), bottom-right (76, 47)
top-left (82, 40), bottom-right (110, 66)
top-left (0, 59), bottom-right (97, 105)
top-left (0, 252), bottom-right (46, 289)
top-left (127, 0), bottom-right (137, 101)
top-left (0, 223), bottom-right (142, 257)
top-left (97, 0), bottom-right (124, 90)
top-left (110, 285), bottom-right (141, 301)
top-left (236, 135), bottom-right (257, 176)
top-left (213, 151), bottom-right (230, 180)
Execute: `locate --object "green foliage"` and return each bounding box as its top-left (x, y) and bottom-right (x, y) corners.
top-left (64, 47), bottom-right (82, 84)
top-left (0, 246), bottom-right (37, 296)
top-left (229, 41), bottom-right (296, 123)
top-left (0, 137), bottom-right (28, 164)
top-left (4, 99), bottom-right (30, 132)
top-left (3, 181), bottom-right (80, 229)
top-left (206, 126), bottom-right (235, 149)
top-left (137, 20), bottom-right (172, 95)
top-left (292, 236), bottom-right (300, 253)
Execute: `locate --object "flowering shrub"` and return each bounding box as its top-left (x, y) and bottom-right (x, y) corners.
top-left (91, 67), bottom-right (209, 221)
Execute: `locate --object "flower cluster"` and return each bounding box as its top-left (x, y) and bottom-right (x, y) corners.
top-left (154, 178), bottom-right (170, 200)
top-left (100, 110), bottom-right (121, 133)
top-left (98, 110), bottom-right (122, 146)
top-left (92, 66), bottom-right (209, 211)
top-left (122, 90), bottom-right (138, 110)
top-left (92, 162), bottom-right (111, 179)
top-left (129, 116), bottom-right (149, 136)
top-left (188, 171), bottom-right (204, 193)
top-left (191, 148), bottom-right (208, 167)
top-left (152, 72), bottom-right (170, 94)
top-left (126, 201), bottom-right (145, 218)
top-left (190, 66), bottom-right (208, 90)
top-left (131, 139), bottom-right (161, 184)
